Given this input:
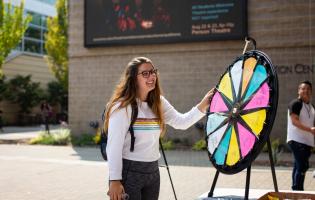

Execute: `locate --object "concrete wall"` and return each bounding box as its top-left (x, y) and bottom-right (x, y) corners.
top-left (4, 54), bottom-right (56, 87)
top-left (68, 0), bottom-right (314, 144)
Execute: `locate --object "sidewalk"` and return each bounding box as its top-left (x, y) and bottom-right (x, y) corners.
top-left (0, 125), bottom-right (62, 142)
top-left (0, 126), bottom-right (315, 199)
top-left (0, 144), bottom-right (314, 200)
top-left (1, 125), bottom-right (315, 167)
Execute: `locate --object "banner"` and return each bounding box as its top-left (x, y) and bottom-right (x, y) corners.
top-left (84, 0), bottom-right (247, 46)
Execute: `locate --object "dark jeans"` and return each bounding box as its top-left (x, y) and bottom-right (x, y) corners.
top-left (43, 116), bottom-right (50, 134)
top-left (288, 140), bottom-right (312, 191)
top-left (122, 159), bottom-right (160, 200)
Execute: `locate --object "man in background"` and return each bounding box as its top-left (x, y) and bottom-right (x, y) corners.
top-left (287, 80), bottom-right (315, 190)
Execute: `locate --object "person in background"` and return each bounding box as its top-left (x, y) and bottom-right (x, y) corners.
top-left (287, 80), bottom-right (315, 190)
top-left (41, 101), bottom-right (52, 134)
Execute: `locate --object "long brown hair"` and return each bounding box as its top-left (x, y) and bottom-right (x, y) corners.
top-left (104, 57), bottom-right (165, 135)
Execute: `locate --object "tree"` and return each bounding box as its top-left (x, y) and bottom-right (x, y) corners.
top-left (45, 0), bottom-right (68, 90)
top-left (5, 75), bottom-right (44, 114)
top-left (46, 80), bottom-right (68, 112)
top-left (0, 76), bottom-right (7, 101)
top-left (0, 0), bottom-right (31, 77)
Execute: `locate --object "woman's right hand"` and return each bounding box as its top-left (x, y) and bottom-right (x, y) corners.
top-left (107, 180), bottom-right (125, 200)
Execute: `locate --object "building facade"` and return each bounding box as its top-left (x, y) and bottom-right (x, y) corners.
top-left (69, 0), bottom-right (314, 144)
top-left (2, 0), bottom-right (56, 124)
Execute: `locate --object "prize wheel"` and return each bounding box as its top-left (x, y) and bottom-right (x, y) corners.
top-left (206, 48), bottom-right (278, 174)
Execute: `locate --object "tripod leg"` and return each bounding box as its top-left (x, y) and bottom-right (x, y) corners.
top-left (208, 170), bottom-right (219, 197)
top-left (244, 165), bottom-right (251, 200)
top-left (267, 138), bottom-right (279, 192)
top-left (159, 139), bottom-right (178, 200)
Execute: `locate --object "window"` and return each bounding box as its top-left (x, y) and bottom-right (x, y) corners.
top-left (42, 16), bottom-right (47, 27)
top-left (25, 26), bottom-right (42, 39)
top-left (24, 39), bottom-right (42, 54)
top-left (28, 11), bottom-right (42, 26)
top-left (15, 10), bottom-right (50, 55)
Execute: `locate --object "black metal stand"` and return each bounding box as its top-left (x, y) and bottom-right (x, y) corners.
top-left (244, 165), bottom-right (251, 200)
top-left (208, 170), bottom-right (220, 197)
top-left (159, 139), bottom-right (178, 200)
top-left (207, 137), bottom-right (278, 199)
top-left (267, 138), bottom-right (279, 192)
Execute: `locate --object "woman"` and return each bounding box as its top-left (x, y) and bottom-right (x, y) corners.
top-left (105, 57), bottom-right (214, 200)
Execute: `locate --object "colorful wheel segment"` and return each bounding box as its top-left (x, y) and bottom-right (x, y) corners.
top-left (206, 50), bottom-right (278, 174)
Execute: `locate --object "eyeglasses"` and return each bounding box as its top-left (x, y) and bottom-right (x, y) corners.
top-left (137, 69), bottom-right (158, 78)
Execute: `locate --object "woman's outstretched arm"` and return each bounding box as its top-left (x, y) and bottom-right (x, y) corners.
top-left (162, 88), bottom-right (214, 130)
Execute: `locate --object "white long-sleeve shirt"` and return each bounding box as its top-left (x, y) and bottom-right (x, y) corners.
top-left (106, 96), bottom-right (205, 180)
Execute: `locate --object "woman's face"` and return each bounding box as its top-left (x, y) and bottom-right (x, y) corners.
top-left (136, 62), bottom-right (157, 99)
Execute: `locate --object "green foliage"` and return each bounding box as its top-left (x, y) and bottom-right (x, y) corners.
top-left (271, 138), bottom-right (281, 164)
top-left (0, 75), bottom-right (7, 101)
top-left (45, 0), bottom-right (68, 90)
top-left (29, 129), bottom-right (71, 145)
top-left (5, 75), bottom-right (44, 114)
top-left (93, 128), bottom-right (101, 145)
top-left (0, 0), bottom-right (31, 75)
top-left (192, 139), bottom-right (206, 151)
top-left (262, 138), bottom-right (280, 152)
top-left (262, 138), bottom-right (282, 165)
top-left (71, 133), bottom-right (96, 146)
top-left (46, 80), bottom-right (68, 111)
top-left (271, 138), bottom-right (280, 152)
top-left (29, 129), bottom-right (101, 147)
top-left (160, 138), bottom-right (174, 150)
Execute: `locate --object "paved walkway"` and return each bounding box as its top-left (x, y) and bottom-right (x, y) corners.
top-left (0, 125), bottom-right (62, 141)
top-left (0, 126), bottom-right (315, 199)
top-left (0, 144), bottom-right (315, 200)
top-left (1, 125), bottom-right (315, 167)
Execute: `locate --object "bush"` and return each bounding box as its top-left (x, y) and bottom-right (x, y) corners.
top-left (29, 129), bottom-right (71, 145)
top-left (160, 139), bottom-right (174, 150)
top-left (46, 80), bottom-right (68, 112)
top-left (5, 75), bottom-right (44, 114)
top-left (29, 128), bottom-right (102, 146)
top-left (262, 138), bottom-right (281, 152)
top-left (71, 133), bottom-right (96, 146)
top-left (262, 138), bottom-right (284, 165)
top-left (0, 76), bottom-right (7, 101)
top-left (192, 139), bottom-right (206, 151)
top-left (93, 128), bottom-right (101, 145)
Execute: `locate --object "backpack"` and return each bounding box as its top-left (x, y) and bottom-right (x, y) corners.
top-left (100, 103), bottom-right (138, 160)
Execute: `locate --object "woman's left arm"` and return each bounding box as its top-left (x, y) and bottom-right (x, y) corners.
top-left (162, 88), bottom-right (215, 130)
